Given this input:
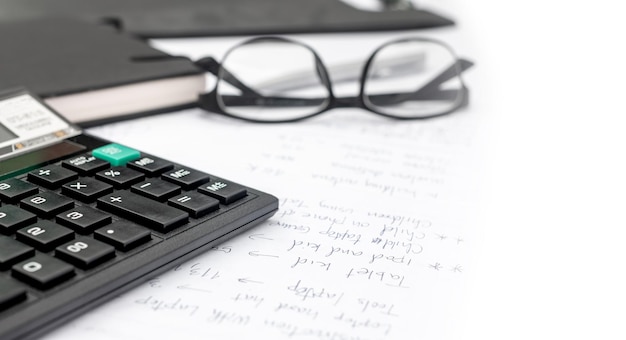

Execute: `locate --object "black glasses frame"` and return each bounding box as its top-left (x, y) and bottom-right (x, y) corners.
top-left (196, 36), bottom-right (472, 123)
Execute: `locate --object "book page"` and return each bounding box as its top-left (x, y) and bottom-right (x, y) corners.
top-left (42, 107), bottom-right (481, 340)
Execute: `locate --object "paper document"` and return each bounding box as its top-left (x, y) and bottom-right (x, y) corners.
top-left (43, 108), bottom-right (480, 340)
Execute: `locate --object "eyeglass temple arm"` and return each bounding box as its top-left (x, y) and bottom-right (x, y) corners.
top-left (359, 58), bottom-right (474, 107)
top-left (196, 55), bottom-right (330, 110)
top-left (414, 58), bottom-right (473, 98)
top-left (336, 58), bottom-right (474, 107)
top-left (195, 56), bottom-right (261, 97)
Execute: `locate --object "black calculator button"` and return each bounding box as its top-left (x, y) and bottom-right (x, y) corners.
top-left (0, 178), bottom-right (38, 203)
top-left (131, 179), bottom-right (181, 201)
top-left (198, 180), bottom-right (247, 204)
top-left (0, 236), bottom-right (35, 270)
top-left (55, 237), bottom-right (115, 269)
top-left (168, 192), bottom-right (219, 218)
top-left (56, 205), bottom-right (112, 234)
top-left (95, 167), bottom-right (145, 188)
top-left (20, 192), bottom-right (75, 218)
top-left (12, 254), bottom-right (75, 290)
top-left (61, 154), bottom-right (109, 175)
top-left (94, 221), bottom-right (152, 251)
top-left (16, 221), bottom-right (75, 252)
top-left (97, 191), bottom-right (189, 232)
top-left (27, 165), bottom-right (78, 189)
top-left (127, 156), bottom-right (174, 176)
top-left (161, 167), bottom-right (210, 189)
top-left (0, 277), bottom-right (27, 311)
top-left (62, 177), bottom-right (113, 203)
top-left (0, 205), bottom-right (37, 235)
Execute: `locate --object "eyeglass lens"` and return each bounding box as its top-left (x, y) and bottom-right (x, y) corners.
top-left (216, 40), bottom-right (331, 122)
top-left (363, 40), bottom-right (463, 118)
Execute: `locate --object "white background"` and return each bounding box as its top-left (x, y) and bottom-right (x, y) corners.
top-left (425, 1), bottom-right (626, 338)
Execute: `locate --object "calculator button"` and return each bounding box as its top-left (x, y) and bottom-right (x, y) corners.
top-left (97, 191), bottom-right (189, 232)
top-left (161, 167), bottom-right (210, 189)
top-left (55, 237), bottom-right (115, 269)
top-left (20, 192), bottom-right (75, 218)
top-left (92, 143), bottom-right (141, 166)
top-left (0, 277), bottom-right (27, 311)
top-left (27, 165), bottom-right (78, 189)
top-left (95, 167), bottom-right (145, 188)
top-left (12, 254), bottom-right (75, 290)
top-left (0, 205), bottom-right (37, 235)
top-left (56, 205), bottom-right (112, 234)
top-left (62, 177), bottom-right (113, 203)
top-left (168, 192), bottom-right (219, 218)
top-left (16, 221), bottom-right (75, 252)
top-left (61, 153), bottom-right (109, 175)
top-left (0, 178), bottom-right (38, 203)
top-left (94, 221), bottom-right (152, 251)
top-left (127, 156), bottom-right (174, 176)
top-left (0, 236), bottom-right (35, 270)
top-left (131, 179), bottom-right (181, 201)
top-left (198, 179), bottom-right (247, 204)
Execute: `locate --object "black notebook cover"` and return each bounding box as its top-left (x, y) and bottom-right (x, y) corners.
top-left (0, 0), bottom-right (454, 38)
top-left (0, 18), bottom-right (204, 126)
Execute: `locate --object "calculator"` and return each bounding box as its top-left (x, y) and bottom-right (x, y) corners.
top-left (0, 89), bottom-right (278, 340)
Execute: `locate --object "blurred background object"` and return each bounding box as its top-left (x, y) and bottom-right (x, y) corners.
top-left (0, 0), bottom-right (453, 38)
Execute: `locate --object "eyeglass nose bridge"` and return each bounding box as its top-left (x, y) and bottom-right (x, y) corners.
top-left (333, 96), bottom-right (361, 109)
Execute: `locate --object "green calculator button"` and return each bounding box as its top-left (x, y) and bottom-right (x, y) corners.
top-left (92, 144), bottom-right (141, 166)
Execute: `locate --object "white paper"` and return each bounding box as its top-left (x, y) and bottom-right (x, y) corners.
top-left (41, 106), bottom-right (480, 340)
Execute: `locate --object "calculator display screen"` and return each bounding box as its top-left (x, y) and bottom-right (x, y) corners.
top-left (0, 91), bottom-right (82, 160)
top-left (0, 119), bottom-right (18, 143)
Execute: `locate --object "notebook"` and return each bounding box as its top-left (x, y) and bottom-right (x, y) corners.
top-left (0, 0), bottom-right (454, 38)
top-left (0, 18), bottom-right (206, 127)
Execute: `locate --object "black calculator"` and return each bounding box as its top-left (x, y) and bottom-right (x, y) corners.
top-left (0, 89), bottom-right (278, 339)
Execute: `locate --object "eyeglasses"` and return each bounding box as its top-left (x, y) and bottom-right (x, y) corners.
top-left (196, 36), bottom-right (472, 123)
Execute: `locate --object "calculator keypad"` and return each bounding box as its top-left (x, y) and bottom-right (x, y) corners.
top-left (27, 165), bottom-right (78, 189)
top-left (168, 191), bottom-right (220, 218)
top-left (0, 144), bottom-right (249, 313)
top-left (198, 179), bottom-right (247, 204)
top-left (131, 179), bottom-right (181, 201)
top-left (97, 190), bottom-right (189, 232)
top-left (55, 205), bottom-right (112, 234)
top-left (0, 206), bottom-right (37, 234)
top-left (19, 192), bottom-right (75, 218)
top-left (0, 237), bottom-right (35, 270)
top-left (95, 167), bottom-right (145, 188)
top-left (0, 277), bottom-right (27, 310)
top-left (61, 154), bottom-right (109, 175)
top-left (93, 221), bottom-right (151, 251)
top-left (127, 156), bottom-right (174, 176)
top-left (12, 254), bottom-right (75, 290)
top-left (162, 167), bottom-right (211, 189)
top-left (55, 237), bottom-right (115, 269)
top-left (62, 177), bottom-right (114, 203)
top-left (16, 221), bottom-right (74, 252)
top-left (0, 178), bottom-right (39, 203)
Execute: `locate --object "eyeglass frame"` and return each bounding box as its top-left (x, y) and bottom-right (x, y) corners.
top-left (196, 36), bottom-right (472, 123)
